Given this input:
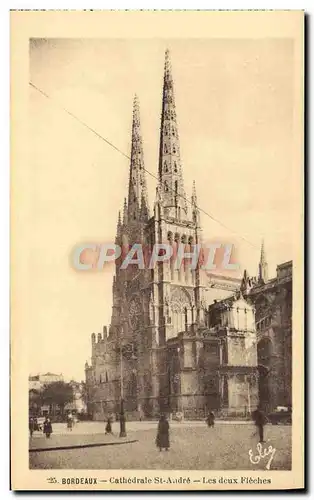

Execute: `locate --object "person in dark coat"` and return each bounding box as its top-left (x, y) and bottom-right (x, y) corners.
top-left (156, 414), bottom-right (170, 451)
top-left (67, 412), bottom-right (73, 431)
top-left (29, 417), bottom-right (35, 437)
top-left (252, 407), bottom-right (267, 443)
top-left (105, 417), bottom-right (113, 435)
top-left (206, 411), bottom-right (215, 428)
top-left (43, 417), bottom-right (52, 438)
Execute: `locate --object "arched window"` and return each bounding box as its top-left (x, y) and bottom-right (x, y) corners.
top-left (175, 180), bottom-right (178, 197)
top-left (172, 127), bottom-right (175, 136)
top-left (164, 181), bottom-right (169, 192)
top-left (174, 161), bottom-right (178, 172)
top-left (164, 160), bottom-right (168, 172)
top-left (173, 144), bottom-right (176, 154)
top-left (164, 144), bottom-right (168, 154)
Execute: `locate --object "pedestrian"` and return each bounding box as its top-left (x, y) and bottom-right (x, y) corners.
top-left (29, 417), bottom-right (35, 438)
top-left (105, 417), bottom-right (113, 435)
top-left (206, 411), bottom-right (215, 428)
top-left (43, 417), bottom-right (52, 438)
top-left (156, 414), bottom-right (170, 452)
top-left (252, 406), bottom-right (267, 443)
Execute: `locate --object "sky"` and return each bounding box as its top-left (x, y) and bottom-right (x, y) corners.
top-left (29, 38), bottom-right (296, 380)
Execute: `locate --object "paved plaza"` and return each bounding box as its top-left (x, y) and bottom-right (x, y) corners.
top-left (29, 421), bottom-right (291, 471)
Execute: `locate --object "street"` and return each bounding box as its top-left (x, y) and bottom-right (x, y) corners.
top-left (29, 421), bottom-right (291, 470)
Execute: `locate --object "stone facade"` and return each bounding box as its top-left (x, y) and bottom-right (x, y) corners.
top-left (241, 260), bottom-right (292, 412)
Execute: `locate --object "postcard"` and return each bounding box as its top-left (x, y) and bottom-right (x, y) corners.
top-left (11, 10), bottom-right (304, 491)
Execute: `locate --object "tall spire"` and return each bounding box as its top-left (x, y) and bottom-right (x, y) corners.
top-left (115, 210), bottom-right (122, 244)
top-left (123, 197), bottom-right (127, 225)
top-left (258, 239), bottom-right (268, 283)
top-left (191, 180), bottom-right (197, 204)
top-left (157, 49), bottom-right (187, 218)
top-left (127, 95), bottom-right (149, 223)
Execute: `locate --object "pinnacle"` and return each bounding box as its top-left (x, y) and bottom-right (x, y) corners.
top-left (164, 48), bottom-right (171, 71)
top-left (192, 180), bottom-right (197, 203)
top-left (133, 93), bottom-right (140, 113)
top-left (123, 198), bottom-right (127, 224)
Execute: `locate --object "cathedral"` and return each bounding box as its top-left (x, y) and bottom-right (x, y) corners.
top-left (85, 50), bottom-right (292, 420)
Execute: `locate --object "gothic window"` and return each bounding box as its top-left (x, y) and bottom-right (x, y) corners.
top-left (175, 180), bottom-right (178, 197)
top-left (164, 144), bottom-right (168, 154)
top-left (172, 303), bottom-right (184, 333)
top-left (174, 161), bottom-right (178, 172)
top-left (172, 127), bottom-right (175, 136)
top-left (164, 161), bottom-right (168, 172)
top-left (164, 125), bottom-right (169, 135)
top-left (171, 110), bottom-right (174, 119)
top-left (173, 144), bottom-right (176, 154)
top-left (164, 181), bottom-right (169, 192)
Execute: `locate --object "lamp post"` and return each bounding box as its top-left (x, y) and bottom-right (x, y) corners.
top-left (119, 344), bottom-right (126, 438)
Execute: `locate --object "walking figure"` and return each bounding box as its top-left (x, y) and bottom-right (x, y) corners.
top-left (252, 407), bottom-right (267, 443)
top-left (43, 417), bottom-right (52, 438)
top-left (156, 414), bottom-right (170, 452)
top-left (206, 411), bottom-right (215, 428)
top-left (67, 412), bottom-right (73, 431)
top-left (105, 417), bottom-right (113, 435)
top-left (29, 417), bottom-right (35, 438)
